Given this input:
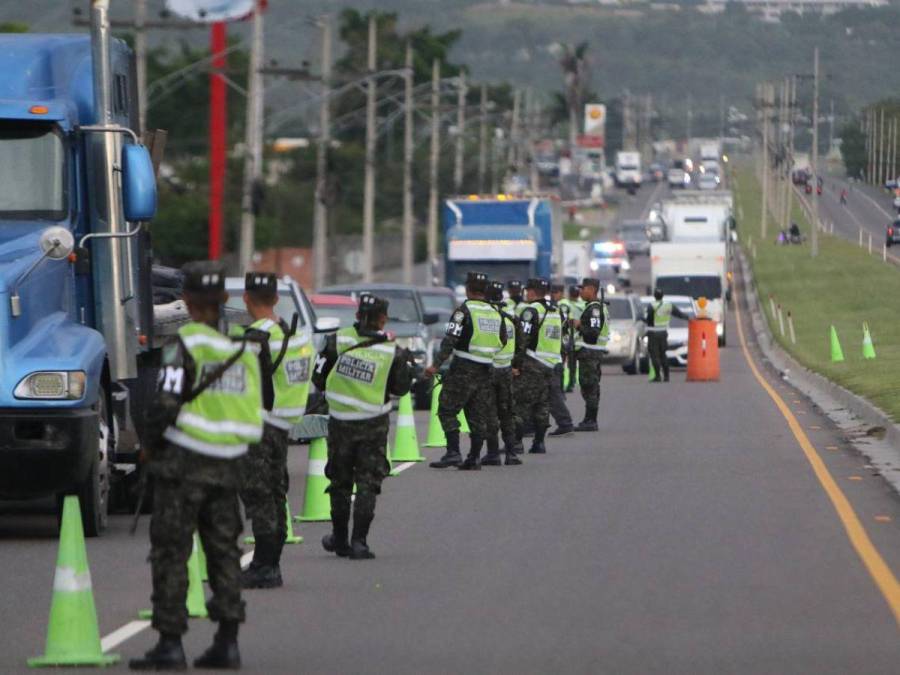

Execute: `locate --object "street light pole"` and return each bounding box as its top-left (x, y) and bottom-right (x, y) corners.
top-left (362, 14), bottom-right (377, 282)
top-left (402, 41), bottom-right (414, 284)
top-left (313, 16), bottom-right (331, 289)
top-left (454, 71), bottom-right (467, 193)
top-left (238, 2), bottom-right (264, 273)
top-left (427, 59), bottom-right (441, 286)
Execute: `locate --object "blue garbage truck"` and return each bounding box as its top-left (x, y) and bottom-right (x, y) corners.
top-left (442, 196), bottom-right (563, 292)
top-left (0, 1), bottom-right (165, 535)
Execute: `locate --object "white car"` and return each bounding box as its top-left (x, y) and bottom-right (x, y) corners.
top-left (697, 172), bottom-right (721, 190)
top-left (640, 295), bottom-right (695, 366)
top-left (602, 295), bottom-right (647, 374)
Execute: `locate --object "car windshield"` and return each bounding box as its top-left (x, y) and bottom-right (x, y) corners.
top-left (224, 290), bottom-right (298, 325)
top-left (313, 303), bottom-right (357, 328)
top-left (421, 292), bottom-right (456, 316)
top-left (0, 122), bottom-right (66, 218)
top-left (618, 227), bottom-right (646, 241)
top-left (656, 276), bottom-right (722, 299)
top-left (365, 290), bottom-right (421, 322)
top-left (608, 298), bottom-right (633, 320)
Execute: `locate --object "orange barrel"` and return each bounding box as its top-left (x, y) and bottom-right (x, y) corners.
top-left (686, 318), bottom-right (720, 381)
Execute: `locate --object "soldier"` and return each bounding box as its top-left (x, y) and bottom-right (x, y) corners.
top-left (481, 280), bottom-right (523, 466)
top-left (547, 283), bottom-right (575, 437)
top-left (563, 284), bottom-right (584, 392)
top-left (514, 277), bottom-right (563, 454)
top-left (573, 278), bottom-right (610, 432)
top-left (505, 279), bottom-right (525, 315)
top-left (313, 294), bottom-right (412, 559)
top-left (130, 261), bottom-right (262, 671)
top-left (232, 272), bottom-right (314, 589)
top-left (426, 271), bottom-right (506, 470)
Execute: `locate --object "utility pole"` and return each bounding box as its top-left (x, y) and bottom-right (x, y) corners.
top-left (427, 59), bottom-right (441, 285)
top-left (402, 41), bottom-right (414, 284)
top-left (784, 75), bottom-right (796, 233)
top-left (761, 83), bottom-right (771, 239)
top-left (879, 107), bottom-right (886, 187)
top-left (362, 14), bottom-right (377, 282)
top-left (238, 2), bottom-right (264, 273)
top-left (478, 84), bottom-right (488, 194)
top-left (134, 0), bottom-right (147, 133)
top-left (313, 16), bottom-right (331, 290)
top-left (507, 88), bottom-right (521, 170)
top-left (527, 88), bottom-right (540, 193)
top-left (892, 118), bottom-right (898, 182)
top-left (828, 99), bottom-right (835, 154)
top-left (686, 93), bottom-right (693, 145)
top-left (811, 47), bottom-right (819, 257)
top-left (868, 108), bottom-right (875, 183)
top-left (454, 71), bottom-right (467, 193)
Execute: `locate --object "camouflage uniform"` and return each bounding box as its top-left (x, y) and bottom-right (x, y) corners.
top-left (487, 363), bottom-right (517, 450)
top-left (239, 423), bottom-right (288, 558)
top-left (513, 356), bottom-right (551, 438)
top-left (575, 295), bottom-right (608, 429)
top-left (143, 340), bottom-right (246, 637)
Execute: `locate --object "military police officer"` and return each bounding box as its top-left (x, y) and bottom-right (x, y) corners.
top-left (482, 280), bottom-right (523, 466)
top-left (130, 261), bottom-right (262, 671)
top-left (514, 277), bottom-right (563, 454)
top-left (562, 284), bottom-right (584, 392)
top-left (645, 288), bottom-right (690, 382)
top-left (547, 283), bottom-right (575, 437)
top-left (314, 294), bottom-right (412, 559)
top-left (232, 272), bottom-right (314, 589)
top-left (505, 279), bottom-right (525, 315)
top-left (573, 278), bottom-right (610, 432)
top-left (426, 272), bottom-right (506, 470)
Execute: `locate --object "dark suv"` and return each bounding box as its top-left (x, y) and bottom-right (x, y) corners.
top-left (887, 219), bottom-right (900, 247)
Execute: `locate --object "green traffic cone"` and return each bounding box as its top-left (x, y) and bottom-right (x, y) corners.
top-left (390, 392), bottom-right (424, 462)
top-left (563, 363), bottom-right (570, 390)
top-left (424, 384), bottom-right (446, 447)
top-left (458, 409), bottom-right (470, 434)
top-left (647, 359), bottom-right (656, 382)
top-left (829, 325), bottom-right (845, 363)
top-left (197, 535), bottom-right (208, 582)
top-left (283, 499), bottom-right (304, 544)
top-left (862, 322), bottom-right (876, 360)
top-left (295, 437), bottom-right (331, 522)
top-left (28, 496), bottom-right (119, 667)
top-left (139, 533), bottom-right (207, 619)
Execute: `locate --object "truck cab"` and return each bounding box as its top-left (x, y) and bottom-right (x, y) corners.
top-left (0, 15), bottom-right (160, 535)
top-left (615, 151), bottom-right (642, 190)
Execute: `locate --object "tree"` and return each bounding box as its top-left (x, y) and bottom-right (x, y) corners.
top-left (557, 42), bottom-right (591, 148)
top-left (839, 120), bottom-right (866, 179)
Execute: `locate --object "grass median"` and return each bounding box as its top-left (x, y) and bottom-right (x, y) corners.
top-left (732, 164), bottom-right (900, 421)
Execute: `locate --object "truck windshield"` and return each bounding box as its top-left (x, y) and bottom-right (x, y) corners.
top-left (0, 122), bottom-right (66, 219)
top-left (449, 261), bottom-right (532, 287)
top-left (656, 276), bottom-right (722, 299)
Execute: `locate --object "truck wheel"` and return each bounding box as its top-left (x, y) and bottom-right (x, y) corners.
top-left (78, 390), bottom-right (111, 537)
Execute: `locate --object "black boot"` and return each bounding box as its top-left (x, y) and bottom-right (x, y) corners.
top-left (194, 621), bottom-right (240, 669)
top-left (548, 425), bottom-right (575, 437)
top-left (458, 436), bottom-right (483, 471)
top-left (481, 436), bottom-right (503, 466)
top-left (528, 427), bottom-right (547, 454)
top-left (241, 537), bottom-right (282, 589)
top-left (575, 405), bottom-right (598, 432)
top-left (322, 492), bottom-right (352, 557)
top-left (504, 437), bottom-right (523, 465)
top-left (129, 633), bottom-right (186, 671)
top-left (349, 499), bottom-right (376, 560)
top-left (430, 430), bottom-right (462, 468)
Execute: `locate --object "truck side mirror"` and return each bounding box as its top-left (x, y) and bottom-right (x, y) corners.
top-left (122, 145), bottom-right (157, 222)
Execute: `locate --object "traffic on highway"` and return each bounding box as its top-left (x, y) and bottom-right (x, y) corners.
top-left (1, 1), bottom-right (900, 673)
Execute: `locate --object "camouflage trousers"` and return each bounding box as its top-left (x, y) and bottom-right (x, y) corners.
top-left (576, 348), bottom-right (603, 412)
top-left (239, 422), bottom-right (289, 547)
top-left (149, 443), bottom-right (245, 635)
top-left (438, 357), bottom-right (494, 440)
top-left (514, 356), bottom-right (552, 435)
top-left (326, 415), bottom-right (391, 522)
top-left (486, 366), bottom-right (517, 447)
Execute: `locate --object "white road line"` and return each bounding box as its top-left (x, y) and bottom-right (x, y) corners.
top-left (101, 620), bottom-right (151, 653)
top-left (392, 461), bottom-right (416, 474)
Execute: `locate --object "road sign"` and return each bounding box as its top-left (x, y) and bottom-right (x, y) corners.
top-left (166, 0), bottom-right (257, 22)
top-left (584, 103), bottom-right (606, 137)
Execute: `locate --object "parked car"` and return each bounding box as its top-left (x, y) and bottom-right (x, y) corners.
top-left (318, 283), bottom-right (440, 409)
top-left (616, 221), bottom-right (651, 257)
top-left (310, 293), bottom-right (358, 328)
top-left (603, 294), bottom-right (647, 375)
top-left (640, 295), bottom-right (695, 367)
top-left (886, 218), bottom-right (900, 247)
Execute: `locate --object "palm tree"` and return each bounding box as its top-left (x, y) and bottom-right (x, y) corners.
top-left (558, 42), bottom-right (591, 148)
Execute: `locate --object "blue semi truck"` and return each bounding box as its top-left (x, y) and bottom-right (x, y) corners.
top-left (0, 1), bottom-right (164, 535)
top-left (442, 196), bottom-right (563, 292)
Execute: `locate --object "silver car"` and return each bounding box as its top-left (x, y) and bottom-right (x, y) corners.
top-left (602, 294), bottom-right (647, 375)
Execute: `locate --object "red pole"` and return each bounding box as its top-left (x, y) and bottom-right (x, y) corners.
top-left (208, 22), bottom-right (227, 260)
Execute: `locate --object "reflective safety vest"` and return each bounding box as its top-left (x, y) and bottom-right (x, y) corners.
top-left (164, 322), bottom-right (263, 459)
top-left (242, 318), bottom-right (314, 431)
top-left (503, 298), bottom-right (519, 315)
top-left (326, 326), bottom-right (397, 421)
top-left (649, 300), bottom-right (673, 332)
top-left (453, 300), bottom-right (503, 365)
top-left (575, 301), bottom-right (610, 351)
top-left (494, 312), bottom-right (516, 368)
top-left (526, 302), bottom-right (563, 368)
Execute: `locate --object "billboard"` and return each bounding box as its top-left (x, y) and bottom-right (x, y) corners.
top-left (584, 103), bottom-right (606, 137)
top-left (165, 0), bottom-right (256, 22)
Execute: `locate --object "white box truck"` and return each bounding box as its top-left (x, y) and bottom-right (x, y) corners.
top-left (615, 151), bottom-right (642, 189)
top-left (650, 241), bottom-right (729, 345)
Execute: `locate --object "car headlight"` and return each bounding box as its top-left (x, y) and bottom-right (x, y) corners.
top-left (620, 259), bottom-right (631, 271)
top-left (606, 283), bottom-right (616, 294)
top-left (15, 371), bottom-right (86, 400)
top-left (590, 260), bottom-right (599, 271)
top-left (610, 331), bottom-right (623, 343)
top-left (716, 322), bottom-right (724, 336)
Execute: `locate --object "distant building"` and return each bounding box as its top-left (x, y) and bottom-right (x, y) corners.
top-left (703, 0), bottom-right (887, 21)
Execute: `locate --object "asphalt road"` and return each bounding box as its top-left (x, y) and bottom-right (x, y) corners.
top-left (806, 176), bottom-right (896, 247)
top-left (2, 182), bottom-right (899, 673)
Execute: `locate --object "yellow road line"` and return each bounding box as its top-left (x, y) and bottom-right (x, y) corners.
top-left (734, 282), bottom-right (900, 628)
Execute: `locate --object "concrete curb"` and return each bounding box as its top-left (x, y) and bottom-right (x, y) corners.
top-left (738, 248), bottom-right (900, 493)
